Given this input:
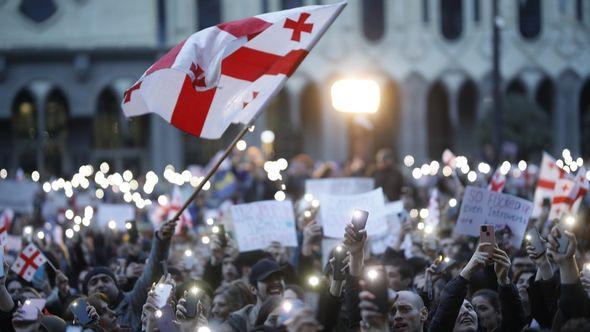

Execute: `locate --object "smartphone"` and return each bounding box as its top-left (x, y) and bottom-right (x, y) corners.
top-left (351, 209), bottom-right (369, 240)
top-left (21, 299), bottom-right (46, 321)
top-left (435, 257), bottom-right (457, 273)
top-left (479, 225), bottom-right (496, 255)
top-left (154, 283), bottom-right (173, 309)
top-left (0, 248), bottom-right (4, 278)
top-left (525, 228), bottom-right (544, 255)
top-left (332, 245), bottom-right (347, 281)
top-left (126, 219), bottom-right (138, 243)
top-left (555, 222), bottom-right (570, 254)
top-left (71, 298), bottom-right (93, 325)
top-left (278, 299), bottom-right (305, 326)
top-left (364, 266), bottom-right (389, 315)
top-left (155, 305), bottom-right (181, 332)
top-left (185, 287), bottom-right (200, 319)
top-left (217, 224), bottom-right (227, 247)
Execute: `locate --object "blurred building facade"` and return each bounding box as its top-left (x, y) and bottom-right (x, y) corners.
top-left (1, 0), bottom-right (590, 176)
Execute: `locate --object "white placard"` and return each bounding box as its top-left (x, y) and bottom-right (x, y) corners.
top-left (319, 188), bottom-right (387, 238)
top-left (305, 178), bottom-right (374, 198)
top-left (370, 201), bottom-right (405, 255)
top-left (96, 204), bottom-right (135, 230)
top-left (0, 180), bottom-right (39, 213)
top-left (230, 200), bottom-right (298, 252)
top-left (454, 186), bottom-right (533, 248)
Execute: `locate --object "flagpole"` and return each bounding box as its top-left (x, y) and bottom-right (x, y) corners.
top-left (171, 123), bottom-right (254, 221)
top-left (45, 258), bottom-right (58, 272)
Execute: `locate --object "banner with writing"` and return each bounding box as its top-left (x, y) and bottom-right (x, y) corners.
top-left (319, 188), bottom-right (387, 238)
top-left (231, 200), bottom-right (298, 252)
top-left (454, 186), bottom-right (533, 247)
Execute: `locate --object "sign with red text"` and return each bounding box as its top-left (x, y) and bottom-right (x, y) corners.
top-left (454, 186), bottom-right (533, 247)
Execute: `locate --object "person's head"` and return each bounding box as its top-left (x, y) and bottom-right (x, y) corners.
top-left (511, 255), bottom-right (534, 282)
top-left (249, 259), bottom-right (285, 304)
top-left (6, 278), bottom-right (23, 299)
top-left (389, 290), bottom-right (428, 332)
top-left (39, 315), bottom-right (67, 332)
top-left (177, 280), bottom-right (213, 318)
top-left (211, 281), bottom-right (255, 323)
top-left (84, 266), bottom-right (119, 299)
top-left (453, 299), bottom-right (478, 332)
top-left (266, 242), bottom-right (289, 265)
top-left (15, 287), bottom-right (41, 304)
top-left (222, 255), bottom-right (240, 282)
top-left (382, 256), bottom-right (414, 291)
top-left (88, 293), bottom-right (119, 331)
top-left (515, 270), bottom-right (534, 306)
top-left (471, 289), bottom-right (501, 332)
top-left (376, 148), bottom-right (394, 169)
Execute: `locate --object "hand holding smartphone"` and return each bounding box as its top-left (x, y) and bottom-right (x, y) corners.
top-left (184, 287), bottom-right (201, 319)
top-left (20, 299), bottom-right (46, 321)
top-left (525, 227), bottom-right (544, 257)
top-left (332, 245), bottom-right (347, 281)
top-left (351, 209), bottom-right (369, 241)
top-left (154, 283), bottom-right (173, 309)
top-left (479, 224), bottom-right (496, 257)
top-left (364, 266), bottom-right (389, 315)
top-left (71, 298), bottom-right (93, 325)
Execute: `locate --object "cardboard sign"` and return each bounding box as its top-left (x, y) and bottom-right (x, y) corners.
top-left (230, 200), bottom-right (298, 252)
top-left (0, 180), bottom-right (39, 213)
top-left (305, 178), bottom-right (374, 198)
top-left (454, 186), bottom-right (533, 247)
top-left (96, 204), bottom-right (135, 230)
top-left (319, 188), bottom-right (387, 238)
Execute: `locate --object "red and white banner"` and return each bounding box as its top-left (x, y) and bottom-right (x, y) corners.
top-left (0, 208), bottom-right (13, 244)
top-left (11, 244), bottom-right (48, 282)
top-left (548, 178), bottom-right (578, 221)
top-left (488, 167), bottom-right (506, 192)
top-left (532, 152), bottom-right (569, 217)
top-left (122, 2), bottom-right (345, 139)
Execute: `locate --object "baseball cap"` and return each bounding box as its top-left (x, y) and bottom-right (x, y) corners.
top-left (249, 259), bottom-right (284, 285)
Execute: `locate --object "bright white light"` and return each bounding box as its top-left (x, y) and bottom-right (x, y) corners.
top-left (236, 140), bottom-right (247, 151)
top-left (212, 225), bottom-right (220, 234)
top-left (518, 160), bottom-right (527, 171)
top-left (31, 171), bottom-right (40, 182)
top-left (449, 198), bottom-right (457, 207)
top-left (420, 164), bottom-right (431, 176)
top-left (122, 170), bottom-right (133, 182)
top-left (95, 189), bottom-right (104, 199)
top-left (277, 158), bottom-right (288, 171)
top-left (564, 165), bottom-right (571, 173)
top-left (586, 170), bottom-right (590, 181)
top-left (82, 218), bottom-right (91, 227)
top-left (206, 218), bottom-right (214, 226)
top-left (303, 210), bottom-right (312, 218)
top-left (311, 199), bottom-right (320, 208)
top-left (282, 301), bottom-right (293, 313)
top-left (304, 193), bottom-right (314, 202)
top-left (478, 162), bottom-right (491, 174)
top-left (577, 157), bottom-right (584, 167)
top-left (331, 79), bottom-right (381, 114)
top-left (500, 161), bottom-right (511, 175)
top-left (556, 159), bottom-right (564, 168)
top-left (201, 236), bottom-right (210, 244)
top-left (74, 216), bottom-right (82, 225)
top-left (108, 220), bottom-right (117, 230)
top-left (155, 310), bottom-right (162, 319)
top-left (135, 200), bottom-right (145, 210)
top-left (73, 224), bottom-right (81, 232)
top-left (308, 276), bottom-right (320, 286)
top-left (442, 166), bottom-right (453, 177)
top-left (417, 222), bottom-right (425, 230)
top-left (562, 149), bottom-right (571, 159)
top-left (120, 182), bottom-right (131, 193)
top-left (197, 327), bottom-right (211, 332)
top-left (158, 195), bottom-right (168, 206)
top-left (184, 249), bottom-right (193, 257)
top-left (125, 222), bottom-right (133, 230)
top-left (100, 162), bottom-right (110, 174)
top-left (202, 181), bottom-right (211, 191)
top-left (43, 182), bottom-right (51, 193)
top-left (367, 269), bottom-right (379, 280)
top-left (424, 224), bottom-right (434, 234)
top-left (261, 130), bottom-right (275, 144)
top-left (410, 209), bottom-right (419, 219)
top-left (0, 169), bottom-right (7, 179)
top-left (65, 229), bottom-right (74, 239)
top-left (123, 193), bottom-right (132, 203)
top-left (460, 164), bottom-right (470, 174)
top-left (404, 155), bottom-right (415, 167)
top-left (412, 168), bottom-right (422, 180)
top-left (182, 170), bottom-right (192, 182)
top-left (565, 216), bottom-right (575, 226)
top-left (65, 209), bottom-right (74, 220)
top-left (37, 231), bottom-right (45, 240)
top-left (571, 163), bottom-right (578, 172)
top-left (274, 190), bottom-right (286, 201)
top-left (467, 171), bottom-right (477, 182)
top-left (24, 226), bottom-right (32, 235)
top-left (429, 161), bottom-right (440, 175)
top-left (419, 208), bottom-right (429, 219)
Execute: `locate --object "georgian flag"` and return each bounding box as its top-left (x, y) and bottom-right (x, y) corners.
top-left (548, 178), bottom-right (578, 221)
top-left (571, 167), bottom-right (589, 213)
top-left (488, 167), bottom-right (506, 192)
top-left (532, 152), bottom-right (570, 217)
top-left (0, 209), bottom-right (14, 244)
top-left (121, 2), bottom-right (346, 139)
top-left (11, 244), bottom-right (48, 282)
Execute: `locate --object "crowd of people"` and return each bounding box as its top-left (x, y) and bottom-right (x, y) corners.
top-left (0, 145), bottom-right (590, 332)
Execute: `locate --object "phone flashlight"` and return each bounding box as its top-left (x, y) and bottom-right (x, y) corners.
top-left (212, 226), bottom-right (220, 234)
top-left (308, 275), bottom-right (320, 287)
top-left (565, 216), bottom-right (576, 226)
top-left (303, 210), bottom-right (312, 218)
top-left (155, 310), bottom-right (162, 319)
top-left (311, 199), bottom-right (320, 208)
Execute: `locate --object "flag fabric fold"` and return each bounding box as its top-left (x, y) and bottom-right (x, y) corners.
top-left (121, 2), bottom-right (346, 139)
top-left (488, 167), bottom-right (506, 192)
top-left (11, 243), bottom-right (48, 282)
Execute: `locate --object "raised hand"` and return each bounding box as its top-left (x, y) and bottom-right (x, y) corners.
top-left (158, 219), bottom-right (178, 241)
top-left (491, 247), bottom-right (511, 285)
top-left (459, 242), bottom-right (492, 281)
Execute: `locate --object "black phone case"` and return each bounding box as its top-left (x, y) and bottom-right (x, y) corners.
top-left (332, 247), bottom-right (347, 281)
top-left (366, 273), bottom-right (389, 315)
top-left (185, 292), bottom-right (199, 318)
top-left (352, 210), bottom-right (369, 240)
top-left (72, 300), bottom-right (92, 325)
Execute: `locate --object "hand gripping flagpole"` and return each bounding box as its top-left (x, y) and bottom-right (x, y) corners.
top-left (170, 122), bottom-right (255, 222)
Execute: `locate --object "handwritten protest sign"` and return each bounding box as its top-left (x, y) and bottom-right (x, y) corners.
top-left (231, 200), bottom-right (298, 252)
top-left (0, 180), bottom-right (39, 213)
top-left (96, 204), bottom-right (135, 230)
top-left (370, 200), bottom-right (404, 254)
top-left (454, 186), bottom-right (533, 247)
top-left (319, 188), bottom-right (387, 238)
top-left (305, 178), bottom-right (374, 198)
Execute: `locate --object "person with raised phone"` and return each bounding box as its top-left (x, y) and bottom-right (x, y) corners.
top-left (429, 240), bottom-right (526, 332)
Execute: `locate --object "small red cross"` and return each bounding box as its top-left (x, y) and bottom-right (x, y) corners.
top-left (242, 91), bottom-right (259, 109)
top-left (17, 250), bottom-right (40, 278)
top-left (562, 183), bottom-right (570, 192)
top-left (190, 63), bottom-right (206, 88)
top-left (123, 82), bottom-right (142, 103)
top-left (548, 162), bottom-right (555, 169)
top-left (283, 13), bottom-right (313, 42)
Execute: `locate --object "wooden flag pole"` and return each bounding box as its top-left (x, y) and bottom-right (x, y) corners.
top-left (171, 123), bottom-right (254, 221)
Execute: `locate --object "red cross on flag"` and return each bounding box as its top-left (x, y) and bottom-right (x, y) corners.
top-left (0, 209), bottom-right (14, 244)
top-left (488, 167), bottom-right (506, 192)
top-left (11, 243), bottom-right (48, 282)
top-left (548, 178), bottom-right (578, 221)
top-left (121, 2), bottom-right (346, 139)
top-left (531, 152), bottom-right (571, 217)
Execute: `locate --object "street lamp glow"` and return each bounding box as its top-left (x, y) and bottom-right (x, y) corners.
top-left (331, 79), bottom-right (381, 113)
